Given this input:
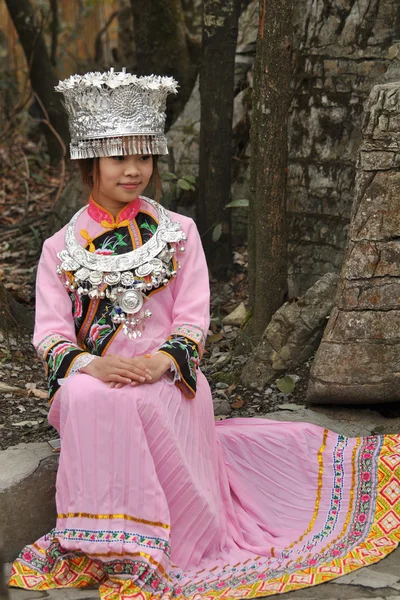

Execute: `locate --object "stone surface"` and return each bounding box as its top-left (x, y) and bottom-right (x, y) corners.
top-left (222, 302), bottom-right (247, 326)
top-left (213, 397), bottom-right (232, 416)
top-left (308, 82), bottom-right (400, 404)
top-left (162, 0), bottom-right (400, 294)
top-left (287, 0), bottom-right (400, 296)
top-left (262, 406), bottom-right (400, 438)
top-left (0, 443), bottom-right (58, 563)
top-left (241, 272), bottom-right (338, 390)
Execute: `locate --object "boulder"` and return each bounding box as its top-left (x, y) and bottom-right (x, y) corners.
top-left (241, 272), bottom-right (338, 390)
top-left (308, 82), bottom-right (400, 404)
top-left (213, 397), bottom-right (232, 416)
top-left (0, 443), bottom-right (58, 562)
top-left (222, 302), bottom-right (247, 327)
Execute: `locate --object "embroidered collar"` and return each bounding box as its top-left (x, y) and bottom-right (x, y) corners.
top-left (58, 196), bottom-right (187, 339)
top-left (88, 195), bottom-right (141, 227)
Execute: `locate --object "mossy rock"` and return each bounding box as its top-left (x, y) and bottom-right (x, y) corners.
top-left (211, 370), bottom-right (240, 385)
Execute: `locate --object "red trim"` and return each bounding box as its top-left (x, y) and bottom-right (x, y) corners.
top-left (88, 195), bottom-right (142, 226)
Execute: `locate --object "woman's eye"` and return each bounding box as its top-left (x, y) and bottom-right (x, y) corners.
top-left (140, 155), bottom-right (151, 161)
top-left (112, 155), bottom-right (125, 161)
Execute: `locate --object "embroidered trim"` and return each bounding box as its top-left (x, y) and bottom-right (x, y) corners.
top-left (172, 324), bottom-right (206, 357)
top-left (8, 435), bottom-right (400, 598)
top-left (300, 435), bottom-right (348, 553)
top-left (47, 528), bottom-right (170, 555)
top-left (157, 339), bottom-right (199, 400)
top-left (36, 333), bottom-right (67, 360)
top-left (271, 428), bottom-right (328, 558)
top-left (57, 512), bottom-right (170, 529)
top-left (41, 338), bottom-right (90, 402)
top-left (88, 195), bottom-right (141, 226)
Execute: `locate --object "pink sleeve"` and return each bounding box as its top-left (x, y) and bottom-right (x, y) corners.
top-left (157, 218), bottom-right (210, 399)
top-left (34, 239), bottom-right (93, 403)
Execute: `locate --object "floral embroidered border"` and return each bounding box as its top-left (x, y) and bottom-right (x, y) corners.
top-left (46, 528), bottom-right (170, 556)
top-left (36, 333), bottom-right (67, 360)
top-left (9, 434), bottom-right (400, 599)
top-left (171, 324), bottom-right (206, 357)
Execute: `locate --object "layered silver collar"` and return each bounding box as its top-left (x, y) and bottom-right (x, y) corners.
top-left (57, 197), bottom-right (187, 339)
top-left (58, 196), bottom-right (185, 272)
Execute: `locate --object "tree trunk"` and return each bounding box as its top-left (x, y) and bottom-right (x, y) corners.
top-left (0, 281), bottom-right (34, 333)
top-left (49, 0), bottom-right (59, 67)
top-left (197, 0), bottom-right (241, 277)
top-left (130, 0), bottom-right (197, 125)
top-left (5, 0), bottom-right (69, 163)
top-left (245, 0), bottom-right (293, 343)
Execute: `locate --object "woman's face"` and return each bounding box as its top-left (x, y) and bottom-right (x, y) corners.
top-left (93, 154), bottom-right (154, 210)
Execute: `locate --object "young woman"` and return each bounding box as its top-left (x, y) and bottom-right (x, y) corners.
top-left (9, 70), bottom-right (400, 600)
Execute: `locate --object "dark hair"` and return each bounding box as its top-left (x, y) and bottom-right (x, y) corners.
top-left (76, 154), bottom-right (162, 202)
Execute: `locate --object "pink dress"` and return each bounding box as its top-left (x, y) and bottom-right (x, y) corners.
top-left (9, 197), bottom-right (400, 600)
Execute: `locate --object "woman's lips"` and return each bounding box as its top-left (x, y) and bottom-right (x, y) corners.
top-left (119, 182), bottom-right (140, 189)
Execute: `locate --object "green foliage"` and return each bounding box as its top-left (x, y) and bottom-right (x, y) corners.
top-left (225, 198), bottom-right (249, 208)
top-left (177, 178), bottom-right (194, 191)
top-left (161, 172), bottom-right (178, 182)
top-left (212, 223), bottom-right (222, 242)
top-left (275, 375), bottom-right (296, 394)
top-left (160, 170), bottom-right (197, 208)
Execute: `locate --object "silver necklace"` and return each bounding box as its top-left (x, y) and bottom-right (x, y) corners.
top-left (57, 196), bottom-right (187, 339)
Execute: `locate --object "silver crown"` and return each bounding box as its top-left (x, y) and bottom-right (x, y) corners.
top-left (55, 68), bottom-right (178, 159)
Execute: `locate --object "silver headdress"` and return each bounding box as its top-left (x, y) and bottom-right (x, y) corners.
top-left (55, 68), bottom-right (178, 159)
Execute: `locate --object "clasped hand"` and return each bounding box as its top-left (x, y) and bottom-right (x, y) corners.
top-left (81, 353), bottom-right (171, 389)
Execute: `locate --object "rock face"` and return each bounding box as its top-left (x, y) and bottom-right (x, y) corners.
top-left (0, 443), bottom-right (58, 562)
top-left (308, 82), bottom-right (400, 404)
top-left (288, 0), bottom-right (400, 296)
top-left (164, 0), bottom-right (400, 294)
top-left (241, 272), bottom-right (338, 390)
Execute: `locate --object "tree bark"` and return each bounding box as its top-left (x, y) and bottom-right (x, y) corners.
top-left (130, 0), bottom-right (197, 125)
top-left (5, 0), bottom-right (69, 163)
top-left (197, 0), bottom-right (241, 277)
top-left (49, 0), bottom-right (59, 66)
top-left (245, 0), bottom-right (293, 343)
top-left (0, 281), bottom-right (34, 333)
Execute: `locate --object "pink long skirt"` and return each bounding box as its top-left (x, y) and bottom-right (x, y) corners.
top-left (9, 371), bottom-right (400, 599)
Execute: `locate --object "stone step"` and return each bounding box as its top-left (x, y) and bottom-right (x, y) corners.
top-left (0, 443), bottom-right (58, 563)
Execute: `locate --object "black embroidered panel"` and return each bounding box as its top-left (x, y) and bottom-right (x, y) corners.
top-left (72, 211), bottom-right (175, 357)
top-left (37, 334), bottom-right (92, 403)
top-left (158, 335), bottom-right (201, 399)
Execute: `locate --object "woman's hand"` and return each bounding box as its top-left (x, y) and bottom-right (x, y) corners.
top-left (107, 353), bottom-right (172, 389)
top-left (81, 354), bottom-right (152, 386)
top-left (131, 353), bottom-right (171, 386)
